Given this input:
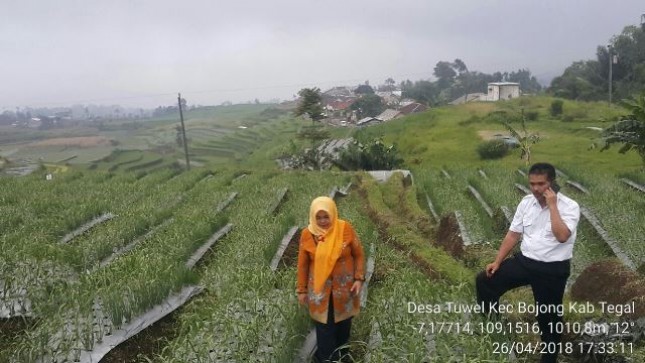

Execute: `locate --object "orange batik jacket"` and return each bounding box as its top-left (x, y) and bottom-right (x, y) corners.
top-left (296, 222), bottom-right (365, 324)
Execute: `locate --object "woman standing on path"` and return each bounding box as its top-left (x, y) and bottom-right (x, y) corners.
top-left (297, 196), bottom-right (365, 362)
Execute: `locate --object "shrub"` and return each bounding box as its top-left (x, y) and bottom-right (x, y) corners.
top-left (526, 111), bottom-right (539, 121)
top-left (477, 139), bottom-right (509, 160)
top-left (550, 99), bottom-right (564, 117)
top-left (337, 138), bottom-right (404, 170)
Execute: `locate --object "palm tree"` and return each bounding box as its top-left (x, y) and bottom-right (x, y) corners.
top-left (502, 109), bottom-right (540, 165)
top-left (597, 93), bottom-right (645, 168)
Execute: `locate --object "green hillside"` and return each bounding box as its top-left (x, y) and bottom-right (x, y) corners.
top-left (1, 98), bottom-right (643, 362)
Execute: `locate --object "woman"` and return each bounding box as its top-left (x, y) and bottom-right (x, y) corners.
top-left (297, 196), bottom-right (365, 362)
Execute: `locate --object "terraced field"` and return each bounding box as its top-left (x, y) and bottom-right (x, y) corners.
top-left (1, 165), bottom-right (642, 362)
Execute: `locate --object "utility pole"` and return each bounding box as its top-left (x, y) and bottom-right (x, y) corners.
top-left (608, 45), bottom-right (613, 107)
top-left (178, 93), bottom-right (190, 171)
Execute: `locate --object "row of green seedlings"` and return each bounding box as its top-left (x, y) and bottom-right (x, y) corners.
top-left (0, 171), bottom-right (185, 317)
top-left (0, 170), bottom-right (127, 237)
top-left (620, 178), bottom-right (645, 194)
top-left (413, 168), bottom-right (507, 326)
top-left (147, 171), bottom-right (348, 362)
top-left (90, 184), bottom-right (237, 362)
top-left (3, 171), bottom-right (235, 363)
top-left (424, 168), bottom-right (476, 246)
top-left (1, 168), bottom-right (183, 252)
top-left (92, 178), bottom-right (236, 360)
top-left (50, 172), bottom-right (212, 270)
top-left (66, 169), bottom-right (216, 270)
top-left (81, 222), bottom-right (234, 363)
top-left (13, 171), bottom-right (220, 352)
top-left (1, 212), bottom-right (116, 319)
top-left (352, 172), bottom-right (468, 361)
top-left (551, 166), bottom-right (643, 270)
top-left (530, 167), bottom-right (639, 270)
top-left (347, 175), bottom-right (518, 362)
top-left (34, 193), bottom-right (233, 363)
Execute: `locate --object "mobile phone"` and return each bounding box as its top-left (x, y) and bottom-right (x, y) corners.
top-left (551, 181), bottom-right (561, 193)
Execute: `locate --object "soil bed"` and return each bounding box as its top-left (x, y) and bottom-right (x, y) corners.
top-left (435, 214), bottom-right (465, 259)
top-left (280, 228), bottom-right (302, 268)
top-left (0, 317), bottom-right (32, 349)
top-left (100, 308), bottom-right (183, 363)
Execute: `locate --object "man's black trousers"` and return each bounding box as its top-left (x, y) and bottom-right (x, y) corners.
top-left (476, 253), bottom-right (570, 363)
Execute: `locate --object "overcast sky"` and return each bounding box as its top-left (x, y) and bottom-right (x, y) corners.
top-left (1, 0), bottom-right (643, 110)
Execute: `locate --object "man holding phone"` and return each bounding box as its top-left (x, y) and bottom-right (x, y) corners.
top-left (476, 162), bottom-right (580, 363)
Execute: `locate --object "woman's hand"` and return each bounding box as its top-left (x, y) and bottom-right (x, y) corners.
top-left (297, 293), bottom-right (308, 306)
top-left (350, 280), bottom-right (363, 296)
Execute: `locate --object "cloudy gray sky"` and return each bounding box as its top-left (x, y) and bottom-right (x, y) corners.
top-left (1, 0), bottom-right (643, 109)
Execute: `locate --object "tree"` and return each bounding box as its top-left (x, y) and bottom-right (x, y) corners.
top-left (550, 24), bottom-right (645, 101)
top-left (453, 58), bottom-right (468, 74)
top-left (596, 93), bottom-right (645, 167)
top-left (401, 79), bottom-right (437, 105)
top-left (434, 61), bottom-right (457, 88)
top-left (502, 109), bottom-right (541, 165)
top-left (294, 88), bottom-right (324, 123)
top-left (549, 60), bottom-right (603, 100)
top-left (507, 69), bottom-right (542, 93)
top-left (350, 94), bottom-right (385, 118)
top-left (355, 84), bottom-right (375, 95)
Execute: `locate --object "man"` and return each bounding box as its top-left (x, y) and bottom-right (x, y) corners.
top-left (476, 162), bottom-right (580, 363)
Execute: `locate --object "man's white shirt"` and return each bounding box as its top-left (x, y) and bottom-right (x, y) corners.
top-left (509, 193), bottom-right (580, 262)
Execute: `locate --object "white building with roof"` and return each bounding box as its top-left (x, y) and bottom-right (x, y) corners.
top-left (485, 82), bottom-right (520, 101)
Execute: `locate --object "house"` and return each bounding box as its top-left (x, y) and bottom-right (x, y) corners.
top-left (449, 82), bottom-right (521, 104)
top-left (27, 117), bottom-right (42, 129)
top-left (375, 109), bottom-right (402, 122)
top-left (357, 117), bottom-right (380, 127)
top-left (399, 102), bottom-right (428, 115)
top-left (399, 99), bottom-right (417, 107)
top-left (322, 86), bottom-right (355, 99)
top-left (324, 99), bottom-right (355, 112)
top-left (375, 91), bottom-right (401, 106)
top-left (485, 82), bottom-right (520, 101)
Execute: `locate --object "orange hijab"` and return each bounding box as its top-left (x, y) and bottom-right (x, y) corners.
top-left (307, 196), bottom-right (346, 294)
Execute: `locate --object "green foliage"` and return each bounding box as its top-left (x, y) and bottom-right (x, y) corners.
top-left (525, 110), bottom-right (539, 121)
top-left (596, 93), bottom-right (645, 166)
top-left (354, 83), bottom-right (375, 95)
top-left (337, 138), bottom-right (404, 170)
top-left (477, 139), bottom-right (509, 160)
top-left (506, 68), bottom-right (543, 93)
top-left (550, 99), bottom-right (564, 116)
top-left (296, 124), bottom-right (330, 144)
top-left (294, 87), bottom-right (324, 122)
top-left (403, 59), bottom-right (541, 106)
top-left (350, 93), bottom-right (385, 118)
top-left (550, 24), bottom-right (645, 101)
top-left (259, 107), bottom-right (287, 119)
top-left (549, 60), bottom-right (604, 100)
top-left (502, 110), bottom-right (541, 165)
